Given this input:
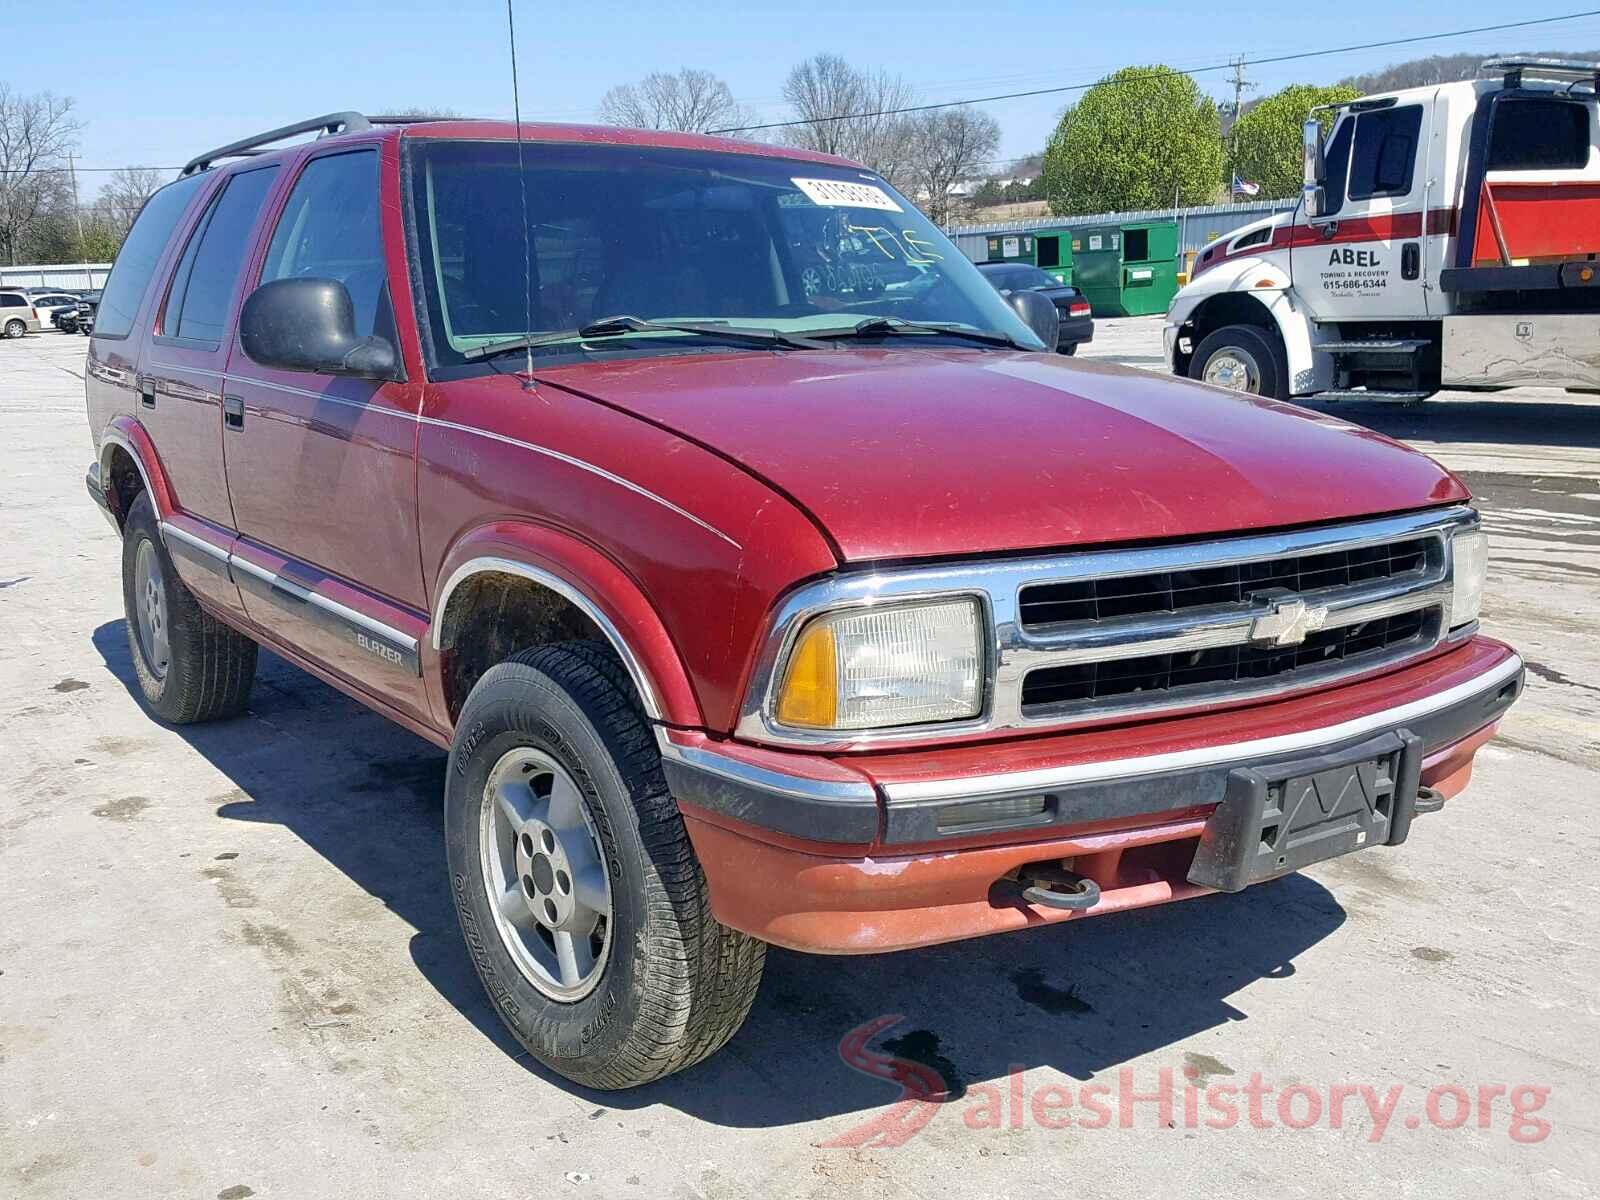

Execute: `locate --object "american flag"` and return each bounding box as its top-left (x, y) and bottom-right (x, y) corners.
top-left (1232, 175), bottom-right (1261, 197)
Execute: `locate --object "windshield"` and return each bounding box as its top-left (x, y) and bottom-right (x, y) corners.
top-left (404, 139), bottom-right (1042, 372)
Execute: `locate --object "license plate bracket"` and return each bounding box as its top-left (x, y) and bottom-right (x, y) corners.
top-left (1188, 729), bottom-right (1423, 892)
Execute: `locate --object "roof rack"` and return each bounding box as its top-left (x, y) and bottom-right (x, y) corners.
top-left (1482, 57), bottom-right (1600, 90)
top-left (182, 111), bottom-right (372, 176)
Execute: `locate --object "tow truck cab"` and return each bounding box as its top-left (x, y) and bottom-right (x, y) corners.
top-left (1168, 58), bottom-right (1600, 401)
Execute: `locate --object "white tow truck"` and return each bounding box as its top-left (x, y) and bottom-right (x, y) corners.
top-left (1166, 58), bottom-right (1600, 401)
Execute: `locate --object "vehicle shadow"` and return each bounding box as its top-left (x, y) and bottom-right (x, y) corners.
top-left (93, 620), bottom-right (1347, 1131)
top-left (1294, 394), bottom-right (1600, 450)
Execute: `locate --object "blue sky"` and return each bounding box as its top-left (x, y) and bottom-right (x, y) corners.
top-left (11, 1), bottom-right (1600, 187)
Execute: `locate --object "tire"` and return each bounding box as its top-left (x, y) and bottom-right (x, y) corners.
top-left (4, 319), bottom-right (25, 339)
top-left (121, 492), bottom-right (257, 723)
top-left (1061, 343), bottom-right (1077, 356)
top-left (1188, 323), bottom-right (1289, 400)
top-left (446, 641), bottom-right (765, 1089)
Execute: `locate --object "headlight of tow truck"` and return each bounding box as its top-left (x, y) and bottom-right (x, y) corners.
top-left (1450, 526), bottom-right (1487, 629)
top-left (772, 597), bottom-right (984, 731)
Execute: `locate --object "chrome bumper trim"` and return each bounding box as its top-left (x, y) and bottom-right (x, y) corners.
top-left (881, 652), bottom-right (1522, 803)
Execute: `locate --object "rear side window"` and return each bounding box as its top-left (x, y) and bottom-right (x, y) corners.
top-left (260, 150), bottom-right (385, 338)
top-left (163, 166), bottom-right (279, 345)
top-left (1488, 99), bottom-right (1591, 170)
top-left (94, 174), bottom-right (204, 339)
top-left (0, 292), bottom-right (26, 308)
top-left (1348, 105), bottom-right (1423, 201)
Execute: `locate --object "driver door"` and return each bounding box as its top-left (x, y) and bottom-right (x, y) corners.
top-left (1291, 100), bottom-right (1433, 320)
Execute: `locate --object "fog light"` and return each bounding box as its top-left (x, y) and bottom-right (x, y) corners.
top-left (936, 794), bottom-right (1049, 832)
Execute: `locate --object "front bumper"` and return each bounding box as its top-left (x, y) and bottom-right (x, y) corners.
top-left (663, 637), bottom-right (1522, 952)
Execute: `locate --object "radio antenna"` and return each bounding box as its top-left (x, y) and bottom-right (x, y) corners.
top-left (505, 0), bottom-right (536, 388)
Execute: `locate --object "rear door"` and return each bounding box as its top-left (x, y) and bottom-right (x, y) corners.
top-left (139, 164), bottom-right (281, 619)
top-left (222, 145), bottom-right (429, 718)
top-left (1291, 99), bottom-right (1433, 320)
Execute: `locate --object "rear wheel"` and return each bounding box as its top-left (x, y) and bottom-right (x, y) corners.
top-left (445, 641), bottom-right (764, 1089)
top-left (121, 492), bottom-right (257, 723)
top-left (4, 319), bottom-right (25, 339)
top-left (1189, 323), bottom-right (1289, 400)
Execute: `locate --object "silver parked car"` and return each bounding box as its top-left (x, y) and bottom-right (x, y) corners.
top-left (1, 290), bottom-right (43, 338)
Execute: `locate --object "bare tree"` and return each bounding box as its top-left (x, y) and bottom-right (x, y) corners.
top-left (779, 54), bottom-right (915, 185)
top-left (599, 69), bottom-right (753, 133)
top-left (0, 85), bottom-right (81, 265)
top-left (903, 107), bottom-right (1001, 226)
top-left (95, 166), bottom-right (166, 240)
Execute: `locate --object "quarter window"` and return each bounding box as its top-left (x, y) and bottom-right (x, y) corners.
top-left (88, 174), bottom-right (203, 339)
top-left (163, 166), bottom-right (279, 344)
top-left (260, 150), bottom-right (385, 339)
top-left (1347, 105), bottom-right (1422, 201)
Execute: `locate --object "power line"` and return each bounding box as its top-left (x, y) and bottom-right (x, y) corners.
top-left (709, 8), bottom-right (1600, 133)
top-left (10, 8), bottom-right (1600, 175)
top-left (0, 165), bottom-right (180, 175)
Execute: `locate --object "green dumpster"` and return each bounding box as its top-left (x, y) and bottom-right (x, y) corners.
top-left (983, 232), bottom-right (1035, 263)
top-left (1030, 228), bottom-right (1074, 286)
top-left (1069, 220), bottom-right (1179, 317)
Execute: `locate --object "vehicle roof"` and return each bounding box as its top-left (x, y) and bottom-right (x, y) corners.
top-left (1340, 75), bottom-right (1596, 111)
top-left (187, 118), bottom-right (864, 181)
top-left (393, 120), bottom-right (861, 169)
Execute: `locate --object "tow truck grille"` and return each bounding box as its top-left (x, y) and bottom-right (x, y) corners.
top-left (1019, 539), bottom-right (1430, 630)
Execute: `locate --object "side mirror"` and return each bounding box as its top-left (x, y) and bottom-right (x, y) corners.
top-left (239, 277), bottom-right (401, 381)
top-left (1302, 117), bottom-right (1327, 219)
top-left (1007, 289), bottom-right (1059, 351)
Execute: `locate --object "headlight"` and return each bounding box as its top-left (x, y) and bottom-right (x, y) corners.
top-left (772, 597), bottom-right (984, 731)
top-left (1450, 527), bottom-right (1487, 628)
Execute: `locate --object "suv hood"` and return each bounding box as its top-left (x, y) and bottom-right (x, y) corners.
top-left (536, 350), bottom-right (1467, 562)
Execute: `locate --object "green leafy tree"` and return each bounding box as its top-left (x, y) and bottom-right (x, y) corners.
top-left (1042, 66), bottom-right (1223, 215)
top-left (1230, 84), bottom-right (1359, 198)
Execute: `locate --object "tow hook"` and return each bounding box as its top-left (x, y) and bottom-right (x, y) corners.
top-left (1413, 786), bottom-right (1445, 816)
top-left (1017, 864), bottom-right (1102, 911)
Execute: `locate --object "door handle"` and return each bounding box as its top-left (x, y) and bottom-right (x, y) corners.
top-left (223, 394), bottom-right (245, 430)
top-left (139, 380), bottom-right (156, 409)
top-left (1401, 242), bottom-right (1421, 281)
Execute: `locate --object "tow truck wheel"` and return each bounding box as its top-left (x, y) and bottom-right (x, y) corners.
top-left (1189, 324), bottom-right (1289, 400)
top-left (445, 641), bottom-right (765, 1088)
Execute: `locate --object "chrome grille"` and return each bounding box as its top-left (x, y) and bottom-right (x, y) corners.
top-left (1019, 539), bottom-right (1430, 630)
top-left (1021, 607), bottom-right (1436, 713)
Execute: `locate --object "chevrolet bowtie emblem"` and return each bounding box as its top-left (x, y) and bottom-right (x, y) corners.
top-left (1250, 597), bottom-right (1330, 647)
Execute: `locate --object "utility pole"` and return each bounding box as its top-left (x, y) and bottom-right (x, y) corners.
top-left (1229, 56), bottom-right (1256, 123)
top-left (66, 151), bottom-right (85, 257)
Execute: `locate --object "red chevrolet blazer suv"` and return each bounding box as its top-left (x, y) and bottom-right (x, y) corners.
top-left (83, 112), bottom-right (1523, 1088)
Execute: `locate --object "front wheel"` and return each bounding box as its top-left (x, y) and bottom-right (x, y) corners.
top-left (1188, 323), bottom-right (1289, 400)
top-left (445, 641), bottom-right (765, 1089)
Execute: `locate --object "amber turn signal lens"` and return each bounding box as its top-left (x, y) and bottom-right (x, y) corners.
top-left (775, 620), bottom-right (838, 728)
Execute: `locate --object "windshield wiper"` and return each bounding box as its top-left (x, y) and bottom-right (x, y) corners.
top-left (808, 316), bottom-right (1029, 350)
top-left (462, 315), bottom-right (828, 360)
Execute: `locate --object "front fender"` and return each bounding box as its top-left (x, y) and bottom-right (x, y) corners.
top-left (430, 521), bottom-right (703, 728)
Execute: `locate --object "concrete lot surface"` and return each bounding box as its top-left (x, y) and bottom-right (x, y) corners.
top-left (3, 324), bottom-right (1598, 1198)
